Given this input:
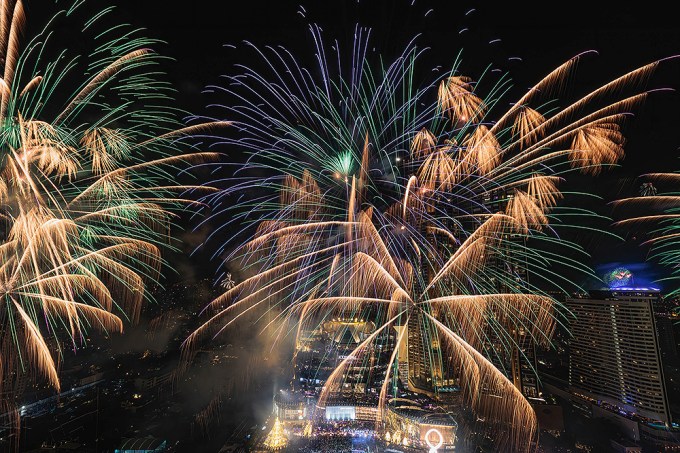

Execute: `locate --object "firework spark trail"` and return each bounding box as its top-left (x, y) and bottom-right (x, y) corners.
top-left (0, 0), bottom-right (223, 431)
top-left (187, 20), bottom-right (671, 452)
top-left (244, 210), bottom-right (554, 449)
top-left (612, 171), bottom-right (680, 296)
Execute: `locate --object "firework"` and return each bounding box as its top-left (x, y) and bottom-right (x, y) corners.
top-left (187, 23), bottom-right (669, 451)
top-left (603, 267), bottom-right (633, 288)
top-left (0, 0), bottom-right (223, 428)
top-left (613, 173), bottom-right (680, 295)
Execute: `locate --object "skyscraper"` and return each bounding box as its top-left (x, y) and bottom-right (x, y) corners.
top-left (567, 288), bottom-right (671, 425)
top-left (394, 312), bottom-right (452, 396)
top-left (482, 189), bottom-right (540, 399)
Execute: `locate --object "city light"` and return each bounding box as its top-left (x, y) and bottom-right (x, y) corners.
top-left (425, 428), bottom-right (444, 453)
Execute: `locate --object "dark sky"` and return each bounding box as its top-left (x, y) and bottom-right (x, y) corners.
top-left (129, 0), bottom-right (680, 288)
top-left (26, 0), bottom-right (680, 288)
top-left (25, 0), bottom-right (677, 171)
top-left (120, 0), bottom-right (680, 174)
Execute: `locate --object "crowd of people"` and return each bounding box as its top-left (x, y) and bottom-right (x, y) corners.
top-left (287, 430), bottom-right (378, 452)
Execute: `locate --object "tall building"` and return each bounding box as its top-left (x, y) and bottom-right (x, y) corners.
top-left (482, 189), bottom-right (540, 399)
top-left (406, 311), bottom-right (430, 389)
top-left (567, 288), bottom-right (672, 425)
top-left (394, 313), bottom-right (454, 397)
top-left (483, 319), bottom-right (540, 398)
top-left (392, 233), bottom-right (456, 396)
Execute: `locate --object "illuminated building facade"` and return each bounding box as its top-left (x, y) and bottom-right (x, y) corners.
top-left (273, 391), bottom-right (309, 423)
top-left (325, 405), bottom-right (356, 421)
top-left (324, 403), bottom-right (378, 422)
top-left (383, 397), bottom-right (457, 450)
top-left (567, 288), bottom-right (672, 425)
top-left (322, 319), bottom-right (379, 395)
top-left (294, 318), bottom-right (384, 397)
top-left (393, 314), bottom-right (457, 396)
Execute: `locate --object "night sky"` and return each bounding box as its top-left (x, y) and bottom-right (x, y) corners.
top-left (134, 0), bottom-right (679, 289)
top-left (121, 0), bottom-right (680, 173)
top-left (35, 0), bottom-right (680, 288)
top-left (129, 0), bottom-right (680, 173)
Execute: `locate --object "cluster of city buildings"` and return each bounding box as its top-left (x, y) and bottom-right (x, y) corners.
top-left (548, 286), bottom-right (680, 451)
top-left (263, 316), bottom-right (459, 451)
top-left (255, 280), bottom-right (680, 452)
